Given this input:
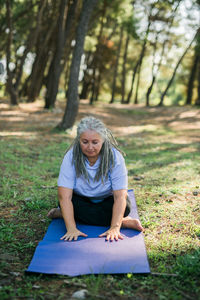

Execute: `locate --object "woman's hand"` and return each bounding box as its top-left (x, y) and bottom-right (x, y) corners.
top-left (99, 225), bottom-right (123, 241)
top-left (60, 228), bottom-right (88, 241)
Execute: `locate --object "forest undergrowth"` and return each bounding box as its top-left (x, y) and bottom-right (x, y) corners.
top-left (0, 99), bottom-right (200, 300)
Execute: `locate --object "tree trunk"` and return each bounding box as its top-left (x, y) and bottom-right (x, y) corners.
top-left (89, 4), bottom-right (106, 104)
top-left (126, 20), bottom-right (151, 104)
top-left (94, 72), bottom-right (102, 101)
top-left (126, 60), bottom-right (139, 104)
top-left (186, 54), bottom-right (199, 105)
top-left (146, 1), bottom-right (181, 106)
top-left (145, 31), bottom-right (158, 107)
top-left (110, 26), bottom-right (123, 104)
top-left (44, 0), bottom-right (79, 109)
top-left (196, 58), bottom-right (200, 105)
top-left (90, 68), bottom-right (96, 105)
top-left (58, 0), bottom-right (99, 130)
top-left (6, 0), bottom-right (18, 105)
top-left (15, 0), bottom-right (46, 91)
top-left (21, 12), bottom-right (56, 101)
top-left (44, 0), bottom-right (69, 109)
top-left (134, 67), bottom-right (141, 104)
top-left (121, 34), bottom-right (130, 104)
top-left (159, 28), bottom-right (199, 106)
top-left (146, 76), bottom-right (156, 106)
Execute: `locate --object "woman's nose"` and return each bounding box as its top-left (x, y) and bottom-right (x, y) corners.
top-left (88, 143), bottom-right (93, 150)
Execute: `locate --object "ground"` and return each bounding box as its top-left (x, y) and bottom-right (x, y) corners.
top-left (0, 98), bottom-right (200, 300)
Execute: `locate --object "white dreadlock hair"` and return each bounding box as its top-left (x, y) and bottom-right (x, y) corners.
top-left (66, 116), bottom-right (124, 183)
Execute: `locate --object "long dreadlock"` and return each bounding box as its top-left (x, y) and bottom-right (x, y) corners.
top-left (66, 117), bottom-right (124, 183)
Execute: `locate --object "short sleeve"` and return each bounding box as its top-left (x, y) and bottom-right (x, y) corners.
top-left (110, 149), bottom-right (128, 190)
top-left (57, 149), bottom-right (75, 189)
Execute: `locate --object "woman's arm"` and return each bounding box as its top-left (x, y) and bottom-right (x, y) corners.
top-left (58, 187), bottom-right (87, 241)
top-left (99, 189), bottom-right (127, 241)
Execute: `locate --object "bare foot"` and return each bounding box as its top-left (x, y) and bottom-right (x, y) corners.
top-left (47, 208), bottom-right (62, 219)
top-left (122, 216), bottom-right (144, 232)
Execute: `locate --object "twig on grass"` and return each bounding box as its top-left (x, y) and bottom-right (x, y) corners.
top-left (151, 272), bottom-right (178, 277)
top-left (174, 287), bottom-right (194, 300)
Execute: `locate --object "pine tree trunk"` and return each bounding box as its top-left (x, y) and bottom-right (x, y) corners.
top-left (196, 58), bottom-right (200, 106)
top-left (6, 0), bottom-right (18, 105)
top-left (146, 1), bottom-right (181, 106)
top-left (146, 75), bottom-right (156, 106)
top-left (45, 0), bottom-right (79, 109)
top-left (27, 49), bottom-right (50, 102)
top-left (110, 27), bottom-right (123, 104)
top-left (126, 20), bottom-right (150, 104)
top-left (121, 34), bottom-right (129, 104)
top-left (94, 72), bottom-right (102, 101)
top-left (45, 0), bottom-right (69, 109)
top-left (126, 60), bottom-right (139, 103)
top-left (90, 68), bottom-right (96, 104)
top-left (57, 0), bottom-right (99, 130)
top-left (186, 54), bottom-right (199, 105)
top-left (159, 29), bottom-right (199, 106)
top-left (134, 68), bottom-right (141, 104)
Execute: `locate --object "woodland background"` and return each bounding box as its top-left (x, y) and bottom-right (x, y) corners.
top-left (0, 0), bottom-right (200, 129)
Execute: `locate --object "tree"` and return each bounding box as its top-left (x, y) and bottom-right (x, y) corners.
top-left (5, 0), bottom-right (47, 105)
top-left (145, 0), bottom-right (182, 106)
top-left (44, 0), bottom-right (80, 109)
top-left (57, 0), bottom-right (99, 130)
top-left (158, 28), bottom-right (199, 106)
top-left (110, 26), bottom-right (123, 104)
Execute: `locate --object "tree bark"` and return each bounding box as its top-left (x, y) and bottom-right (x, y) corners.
top-left (44, 0), bottom-right (77, 109)
top-left (195, 57), bottom-right (200, 105)
top-left (20, 10), bottom-right (57, 101)
top-left (126, 20), bottom-right (151, 104)
top-left (146, 0), bottom-right (181, 106)
top-left (89, 3), bottom-right (106, 104)
top-left (159, 29), bottom-right (199, 106)
top-left (6, 0), bottom-right (18, 105)
top-left (186, 54), bottom-right (199, 105)
top-left (90, 68), bottom-right (96, 105)
top-left (146, 32), bottom-right (158, 106)
top-left (15, 0), bottom-right (46, 90)
top-left (134, 66), bottom-right (141, 104)
top-left (121, 34), bottom-right (130, 103)
top-left (58, 0), bottom-right (99, 130)
top-left (126, 60), bottom-right (139, 104)
top-left (110, 26), bottom-right (123, 104)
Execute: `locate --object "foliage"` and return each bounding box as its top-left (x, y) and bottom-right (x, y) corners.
top-left (1, 0), bottom-right (199, 111)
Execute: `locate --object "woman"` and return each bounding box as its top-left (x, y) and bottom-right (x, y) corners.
top-left (48, 116), bottom-right (143, 241)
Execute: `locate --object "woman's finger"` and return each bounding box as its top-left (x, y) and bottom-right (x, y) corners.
top-left (79, 232), bottom-right (88, 237)
top-left (99, 231), bottom-right (107, 237)
top-left (105, 234), bottom-right (111, 241)
top-left (60, 234), bottom-right (68, 240)
top-left (118, 233), bottom-right (124, 240)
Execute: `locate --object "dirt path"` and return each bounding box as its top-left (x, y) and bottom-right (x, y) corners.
top-left (0, 99), bottom-right (200, 144)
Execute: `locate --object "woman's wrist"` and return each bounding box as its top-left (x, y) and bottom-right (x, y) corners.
top-left (110, 224), bottom-right (121, 230)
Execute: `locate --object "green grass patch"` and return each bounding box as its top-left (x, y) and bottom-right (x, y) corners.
top-left (0, 106), bottom-right (200, 300)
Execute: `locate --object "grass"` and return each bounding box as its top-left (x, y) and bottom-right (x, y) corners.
top-left (0, 101), bottom-right (200, 299)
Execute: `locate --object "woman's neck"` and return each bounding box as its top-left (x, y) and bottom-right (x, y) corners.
top-left (88, 156), bottom-right (98, 166)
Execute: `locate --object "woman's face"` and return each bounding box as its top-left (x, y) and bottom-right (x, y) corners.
top-left (79, 130), bottom-right (104, 161)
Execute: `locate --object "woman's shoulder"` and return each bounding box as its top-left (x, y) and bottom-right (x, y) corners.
top-left (63, 147), bottom-right (73, 162)
top-left (112, 147), bottom-right (125, 163)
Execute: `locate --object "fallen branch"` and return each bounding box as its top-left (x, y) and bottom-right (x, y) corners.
top-left (174, 287), bottom-right (194, 300)
top-left (151, 272), bottom-right (178, 277)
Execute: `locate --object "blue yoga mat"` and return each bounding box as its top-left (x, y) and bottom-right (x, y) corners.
top-left (27, 190), bottom-right (150, 276)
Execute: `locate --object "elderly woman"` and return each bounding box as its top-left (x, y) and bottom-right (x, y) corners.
top-left (48, 117), bottom-right (143, 241)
